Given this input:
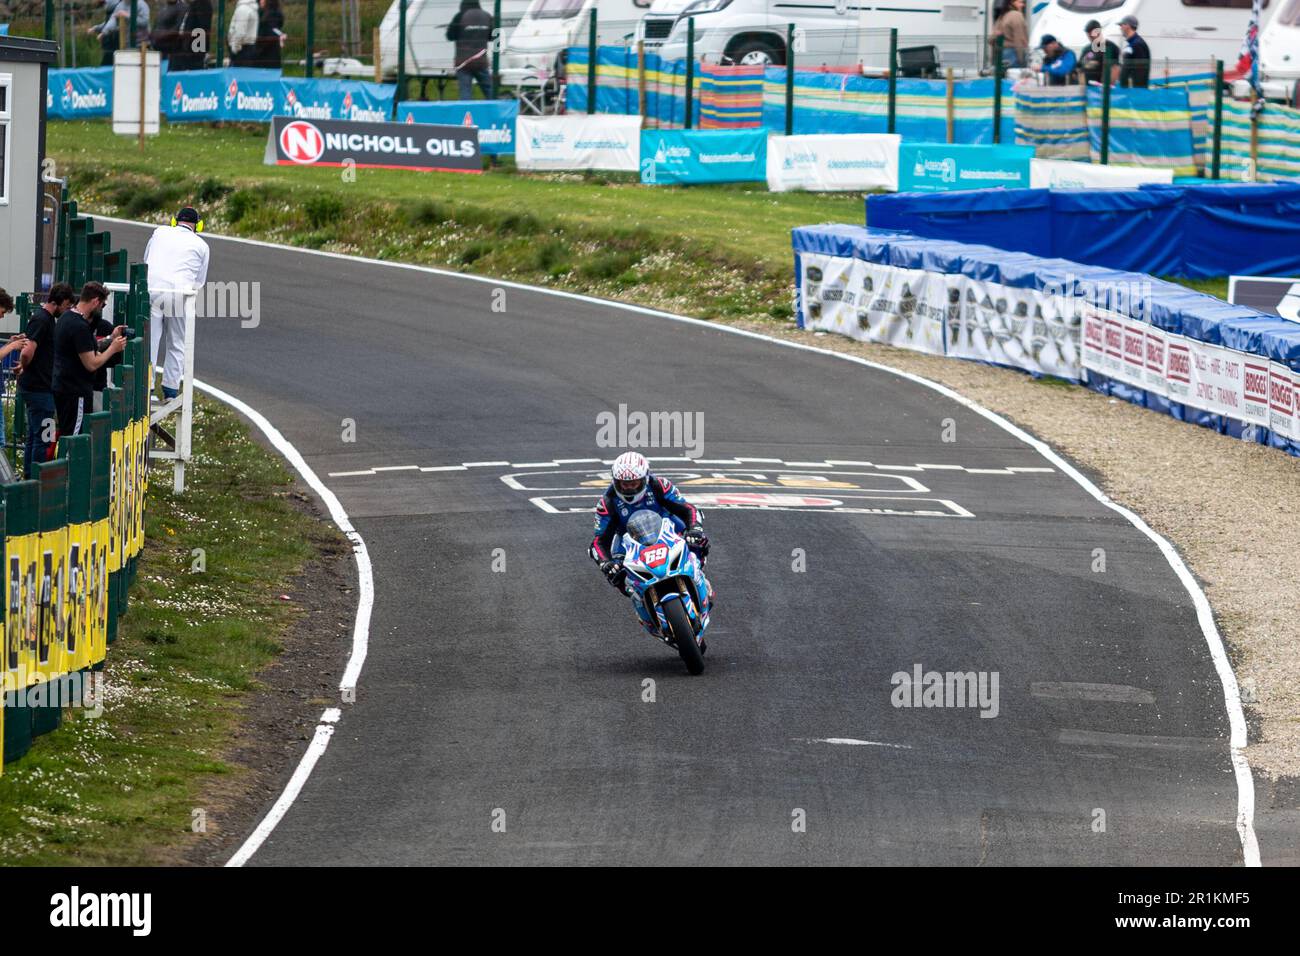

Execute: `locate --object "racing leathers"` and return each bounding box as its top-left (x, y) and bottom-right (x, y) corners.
top-left (589, 475), bottom-right (707, 582)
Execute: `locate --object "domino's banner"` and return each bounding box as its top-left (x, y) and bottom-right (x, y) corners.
top-left (397, 100), bottom-right (517, 155)
top-left (767, 134), bottom-right (899, 193)
top-left (516, 114), bottom-right (641, 172)
top-left (48, 67), bottom-right (113, 118)
top-left (266, 116), bottom-right (481, 172)
top-left (639, 128), bottom-right (766, 185)
top-left (281, 77), bottom-right (393, 123)
top-left (163, 68), bottom-right (394, 122)
top-left (898, 143), bottom-right (1032, 192)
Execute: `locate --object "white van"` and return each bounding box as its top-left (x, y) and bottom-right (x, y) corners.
top-left (1260, 0), bottom-right (1300, 101)
top-left (645, 0), bottom-right (989, 72)
top-left (1030, 0), bottom-right (1276, 70)
top-left (500, 0), bottom-right (651, 86)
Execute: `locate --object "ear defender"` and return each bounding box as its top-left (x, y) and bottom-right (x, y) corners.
top-left (170, 217), bottom-right (177, 227)
top-left (196, 220), bottom-right (204, 233)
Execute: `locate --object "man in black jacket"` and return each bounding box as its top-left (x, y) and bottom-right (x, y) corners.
top-left (151, 0), bottom-right (190, 69)
top-left (1113, 15), bottom-right (1151, 88)
top-left (447, 0), bottom-right (494, 101)
top-left (17, 283), bottom-right (75, 477)
top-left (52, 283), bottom-right (128, 441)
top-left (1078, 19), bottom-right (1120, 86)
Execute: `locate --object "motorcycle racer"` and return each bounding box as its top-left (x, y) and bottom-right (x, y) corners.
top-left (589, 451), bottom-right (709, 590)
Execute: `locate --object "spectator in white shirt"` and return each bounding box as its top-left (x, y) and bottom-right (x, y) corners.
top-left (144, 207), bottom-right (210, 401)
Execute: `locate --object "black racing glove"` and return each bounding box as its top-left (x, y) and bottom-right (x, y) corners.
top-left (600, 559), bottom-right (626, 588)
top-left (684, 526), bottom-right (710, 557)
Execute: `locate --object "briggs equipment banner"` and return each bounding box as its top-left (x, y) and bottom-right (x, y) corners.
top-left (265, 116), bottom-right (481, 173)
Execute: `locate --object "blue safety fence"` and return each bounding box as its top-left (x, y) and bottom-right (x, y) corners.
top-left (565, 45), bottom-right (1017, 142)
top-left (396, 99), bottom-right (518, 155)
top-left (760, 71), bottom-right (1017, 145)
top-left (793, 223), bottom-right (1300, 455)
top-left (1085, 84), bottom-right (1197, 175)
top-left (866, 182), bottom-right (1300, 278)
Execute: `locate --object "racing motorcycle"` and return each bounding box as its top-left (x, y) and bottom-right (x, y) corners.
top-left (614, 510), bottom-right (713, 675)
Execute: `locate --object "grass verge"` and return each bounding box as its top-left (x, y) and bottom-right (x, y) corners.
top-left (47, 121), bottom-right (867, 323)
top-left (0, 396), bottom-right (341, 865)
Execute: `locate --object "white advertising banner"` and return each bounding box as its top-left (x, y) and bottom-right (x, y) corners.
top-left (1081, 305), bottom-right (1300, 434)
top-left (768, 134), bottom-right (900, 193)
top-left (950, 278), bottom-right (1081, 379)
top-left (515, 114), bottom-right (642, 172)
top-left (799, 253), bottom-right (1078, 377)
top-left (1030, 159), bottom-right (1174, 189)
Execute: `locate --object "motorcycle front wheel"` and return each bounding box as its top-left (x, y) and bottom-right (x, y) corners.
top-left (663, 599), bottom-right (704, 676)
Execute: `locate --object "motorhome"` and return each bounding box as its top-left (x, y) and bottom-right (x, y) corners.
top-left (1030, 0), bottom-right (1276, 72)
top-left (645, 0), bottom-right (990, 72)
top-left (322, 0), bottom-right (534, 81)
top-left (499, 0), bottom-right (650, 86)
top-left (1260, 0), bottom-right (1300, 101)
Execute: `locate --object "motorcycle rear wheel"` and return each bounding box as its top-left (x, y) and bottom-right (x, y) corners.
top-left (663, 600), bottom-right (704, 675)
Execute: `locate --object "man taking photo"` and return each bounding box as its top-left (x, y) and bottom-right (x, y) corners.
top-left (52, 282), bottom-right (129, 441)
top-left (17, 282), bottom-right (76, 477)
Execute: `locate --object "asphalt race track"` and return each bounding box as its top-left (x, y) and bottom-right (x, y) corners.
top-left (112, 222), bottom-right (1248, 866)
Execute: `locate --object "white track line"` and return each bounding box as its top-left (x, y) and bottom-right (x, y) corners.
top-left (194, 380), bottom-right (374, 868)
top-left (106, 216), bottom-right (1256, 866)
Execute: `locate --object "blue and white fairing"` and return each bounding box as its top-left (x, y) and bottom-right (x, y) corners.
top-left (618, 511), bottom-right (712, 642)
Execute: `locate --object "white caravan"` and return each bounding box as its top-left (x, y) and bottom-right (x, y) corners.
top-left (1030, 0), bottom-right (1275, 72)
top-left (499, 0), bottom-right (651, 86)
top-left (644, 0), bottom-right (989, 73)
top-left (322, 0), bottom-right (533, 80)
top-left (1260, 0), bottom-right (1300, 101)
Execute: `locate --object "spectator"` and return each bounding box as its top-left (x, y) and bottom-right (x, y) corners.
top-left (151, 0), bottom-right (190, 69)
top-left (254, 0), bottom-right (286, 70)
top-left (447, 0), bottom-right (494, 101)
top-left (175, 0), bottom-right (213, 71)
top-left (227, 0), bottom-right (260, 66)
top-left (990, 0), bottom-right (1030, 69)
top-left (144, 207), bottom-right (210, 401)
top-left (90, 312), bottom-right (127, 412)
top-left (1079, 19), bottom-right (1120, 86)
top-left (16, 283), bottom-right (75, 478)
top-left (0, 288), bottom-right (11, 319)
top-left (1114, 14), bottom-right (1151, 88)
top-left (87, 0), bottom-right (151, 66)
top-left (1040, 35), bottom-right (1077, 86)
top-left (53, 283), bottom-right (127, 442)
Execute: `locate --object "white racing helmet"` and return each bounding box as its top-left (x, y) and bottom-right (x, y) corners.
top-left (611, 451), bottom-right (650, 504)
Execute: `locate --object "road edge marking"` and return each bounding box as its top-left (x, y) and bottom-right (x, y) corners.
top-left (193, 380), bottom-right (374, 868)
top-left (108, 217), bottom-right (1257, 867)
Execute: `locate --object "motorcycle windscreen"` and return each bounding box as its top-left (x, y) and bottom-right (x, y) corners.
top-left (625, 510), bottom-right (663, 545)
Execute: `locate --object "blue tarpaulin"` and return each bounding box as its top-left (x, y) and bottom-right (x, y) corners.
top-left (867, 183), bottom-right (1300, 278)
top-left (793, 223), bottom-right (1300, 454)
